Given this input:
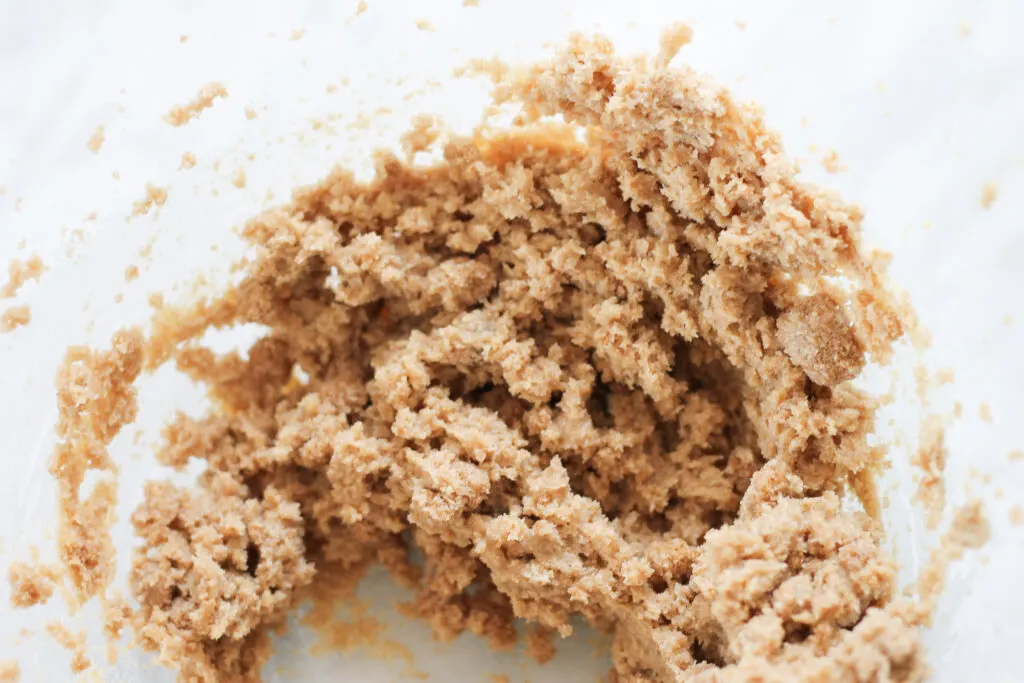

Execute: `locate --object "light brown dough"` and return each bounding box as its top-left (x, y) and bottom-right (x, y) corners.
top-left (44, 34), bottom-right (929, 683)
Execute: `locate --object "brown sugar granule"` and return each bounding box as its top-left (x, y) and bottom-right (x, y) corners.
top-left (0, 661), bottom-right (19, 683)
top-left (1, 254), bottom-right (46, 298)
top-left (41, 34), bottom-right (930, 683)
top-left (46, 622), bottom-right (91, 673)
top-left (7, 561), bottom-right (60, 608)
top-left (0, 306), bottom-right (30, 332)
top-left (980, 182), bottom-right (998, 208)
top-left (163, 82), bottom-right (228, 127)
top-left (87, 125), bottom-right (105, 153)
top-left (131, 184), bottom-right (168, 217)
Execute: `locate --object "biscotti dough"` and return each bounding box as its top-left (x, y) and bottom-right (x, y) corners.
top-left (45, 34), bottom-right (932, 683)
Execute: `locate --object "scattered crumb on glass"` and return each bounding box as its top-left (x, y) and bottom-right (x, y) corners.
top-left (131, 184), bottom-right (168, 217)
top-left (87, 125), bottom-right (105, 153)
top-left (163, 82), bottom-right (228, 127)
top-left (179, 35), bottom-right (189, 43)
top-left (180, 152), bottom-right (197, 169)
top-left (232, 169), bottom-right (247, 189)
top-left (415, 18), bottom-right (435, 31)
top-left (245, 105), bottom-right (257, 120)
top-left (1, 255), bottom-right (46, 298)
top-left (821, 149), bottom-right (847, 173)
top-left (124, 265), bottom-right (139, 282)
top-left (979, 403), bottom-right (992, 423)
top-left (1010, 449), bottom-right (1024, 461)
top-left (980, 182), bottom-right (998, 208)
top-left (0, 660), bottom-right (19, 683)
top-left (1, 305), bottom-right (31, 333)
top-left (1010, 505), bottom-right (1024, 526)
top-left (290, 28), bottom-right (305, 41)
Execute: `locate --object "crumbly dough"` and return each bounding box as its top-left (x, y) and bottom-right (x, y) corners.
top-left (1, 255), bottom-right (46, 298)
top-left (7, 560), bottom-right (60, 608)
top-left (43, 35), bottom-right (932, 683)
top-left (0, 660), bottom-right (19, 683)
top-left (0, 306), bottom-right (30, 333)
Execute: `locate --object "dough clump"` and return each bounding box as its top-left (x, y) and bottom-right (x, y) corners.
top-left (51, 35), bottom-right (924, 683)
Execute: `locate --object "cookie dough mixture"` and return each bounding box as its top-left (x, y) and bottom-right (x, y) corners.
top-left (51, 35), bottom-right (926, 683)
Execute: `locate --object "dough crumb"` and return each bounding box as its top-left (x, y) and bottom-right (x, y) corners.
top-left (525, 625), bottom-right (556, 664)
top-left (1, 254), bottom-right (46, 298)
top-left (124, 264), bottom-right (139, 282)
top-left (980, 182), bottom-right (998, 208)
top-left (463, 0), bottom-right (480, 6)
top-left (356, 0), bottom-right (369, 14)
top-left (290, 28), bottom-right (305, 41)
top-left (245, 105), bottom-right (257, 120)
top-left (163, 82), bottom-right (228, 127)
top-left (7, 561), bottom-right (60, 608)
top-left (489, 675), bottom-right (509, 683)
top-left (415, 18), bottom-right (435, 31)
top-left (232, 168), bottom-right (247, 188)
top-left (1011, 449), bottom-right (1024, 461)
top-left (86, 125), bottom-right (105, 153)
top-left (776, 293), bottom-right (864, 386)
top-left (179, 35), bottom-right (189, 43)
top-left (821, 148), bottom-right (847, 173)
top-left (1009, 505), bottom-right (1024, 526)
top-left (131, 184), bottom-right (168, 217)
top-left (45, 622), bottom-right (91, 673)
top-left (656, 21), bottom-right (693, 66)
top-left (979, 402), bottom-right (992, 423)
top-left (179, 152), bottom-right (197, 169)
top-left (0, 305), bottom-right (30, 332)
top-left (0, 661), bottom-right (19, 683)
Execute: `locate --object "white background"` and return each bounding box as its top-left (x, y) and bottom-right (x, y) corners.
top-left (0, 0), bottom-right (1022, 681)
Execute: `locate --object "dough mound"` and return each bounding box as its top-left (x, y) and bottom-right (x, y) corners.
top-left (57, 36), bottom-right (921, 683)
